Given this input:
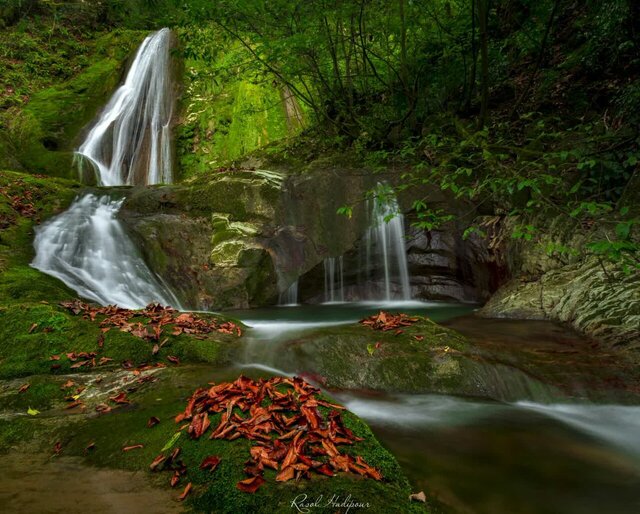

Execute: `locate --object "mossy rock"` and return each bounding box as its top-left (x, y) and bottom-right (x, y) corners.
top-left (0, 301), bottom-right (241, 380)
top-left (52, 366), bottom-right (426, 513)
top-left (1, 31), bottom-right (146, 178)
top-left (278, 319), bottom-right (481, 394)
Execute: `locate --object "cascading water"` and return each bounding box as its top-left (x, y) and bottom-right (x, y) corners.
top-left (323, 256), bottom-right (345, 302)
top-left (321, 183), bottom-right (411, 302)
top-left (32, 29), bottom-right (181, 309)
top-left (364, 184), bottom-right (411, 300)
top-left (278, 280), bottom-right (299, 306)
top-left (31, 194), bottom-right (180, 310)
top-left (76, 28), bottom-right (175, 186)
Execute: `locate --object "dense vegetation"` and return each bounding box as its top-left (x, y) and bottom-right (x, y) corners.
top-left (1, 0), bottom-right (638, 271)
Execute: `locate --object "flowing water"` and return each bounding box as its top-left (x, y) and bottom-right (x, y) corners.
top-left (76, 28), bottom-right (175, 186)
top-left (226, 306), bottom-right (640, 514)
top-left (31, 193), bottom-right (181, 309)
top-left (319, 183), bottom-right (412, 302)
top-left (32, 28), bottom-right (182, 309)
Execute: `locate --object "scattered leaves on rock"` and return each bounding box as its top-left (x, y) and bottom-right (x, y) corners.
top-left (154, 375), bottom-right (382, 495)
top-left (360, 311), bottom-right (419, 331)
top-left (59, 301), bottom-right (243, 344)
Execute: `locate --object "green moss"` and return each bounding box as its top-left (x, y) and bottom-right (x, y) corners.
top-left (285, 318), bottom-right (477, 394)
top-left (57, 368), bottom-right (425, 513)
top-left (0, 417), bottom-right (41, 454)
top-left (1, 377), bottom-right (66, 412)
top-left (0, 302), bottom-right (236, 380)
top-left (176, 28), bottom-right (306, 179)
top-left (0, 30), bottom-right (146, 177)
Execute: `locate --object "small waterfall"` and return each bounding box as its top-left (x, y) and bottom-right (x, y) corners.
top-left (31, 194), bottom-right (181, 310)
top-left (76, 28), bottom-right (174, 186)
top-left (323, 256), bottom-right (345, 303)
top-left (320, 184), bottom-right (411, 303)
top-left (278, 280), bottom-right (299, 306)
top-left (363, 184), bottom-right (411, 300)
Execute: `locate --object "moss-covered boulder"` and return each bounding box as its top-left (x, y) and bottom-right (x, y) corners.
top-left (0, 366), bottom-right (428, 513)
top-left (269, 318), bottom-right (477, 394)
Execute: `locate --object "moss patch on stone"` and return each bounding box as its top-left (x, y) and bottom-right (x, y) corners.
top-left (282, 318), bottom-right (480, 395)
top-left (56, 367), bottom-right (425, 513)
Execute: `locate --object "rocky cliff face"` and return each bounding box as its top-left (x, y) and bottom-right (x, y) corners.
top-left (118, 163), bottom-right (505, 310)
top-left (479, 216), bottom-right (640, 347)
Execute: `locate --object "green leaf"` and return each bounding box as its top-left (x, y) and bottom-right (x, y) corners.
top-left (161, 431), bottom-right (182, 452)
top-left (27, 407), bottom-right (40, 416)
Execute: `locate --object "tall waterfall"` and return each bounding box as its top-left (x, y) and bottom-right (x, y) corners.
top-left (76, 28), bottom-right (174, 186)
top-left (32, 194), bottom-right (181, 310)
top-left (32, 29), bottom-right (181, 310)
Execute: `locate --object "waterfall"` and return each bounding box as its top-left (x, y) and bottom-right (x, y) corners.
top-left (76, 28), bottom-right (174, 186)
top-left (32, 29), bottom-right (181, 310)
top-left (321, 184), bottom-right (411, 303)
top-left (364, 184), bottom-right (412, 300)
top-left (278, 280), bottom-right (299, 306)
top-left (31, 194), bottom-right (181, 310)
top-left (323, 256), bottom-right (345, 303)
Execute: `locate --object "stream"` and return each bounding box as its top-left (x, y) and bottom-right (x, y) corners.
top-left (225, 303), bottom-right (640, 514)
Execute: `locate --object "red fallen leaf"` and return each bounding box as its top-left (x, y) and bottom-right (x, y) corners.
top-left (84, 442), bottom-right (96, 453)
top-left (394, 329), bottom-right (404, 335)
top-left (121, 360), bottom-right (134, 369)
top-left (236, 476), bottom-right (265, 494)
top-left (178, 483), bottom-right (192, 501)
top-left (168, 447), bottom-right (181, 464)
top-left (122, 444), bottom-right (144, 452)
top-left (97, 333), bottom-right (105, 348)
top-left (170, 472), bottom-right (180, 487)
top-left (276, 466), bottom-right (295, 482)
top-left (414, 335), bottom-right (424, 341)
top-left (150, 453), bottom-right (167, 471)
top-left (152, 344), bottom-right (159, 355)
top-left (28, 323), bottom-right (38, 333)
top-left (49, 355), bottom-right (61, 361)
top-left (95, 403), bottom-right (112, 414)
top-left (167, 355), bottom-right (180, 365)
top-left (53, 442), bottom-right (62, 455)
top-left (109, 392), bottom-right (130, 404)
top-left (188, 412), bottom-right (210, 439)
top-left (50, 364), bottom-right (61, 371)
top-left (64, 400), bottom-right (84, 410)
top-left (98, 357), bottom-right (113, 366)
top-left (199, 455), bottom-right (220, 472)
top-left (18, 383), bottom-right (30, 393)
top-left (147, 416), bottom-right (160, 428)
top-left (316, 464), bottom-right (334, 477)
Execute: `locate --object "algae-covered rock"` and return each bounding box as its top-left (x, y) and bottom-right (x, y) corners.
top-left (275, 318), bottom-right (481, 395)
top-left (479, 215), bottom-right (640, 347)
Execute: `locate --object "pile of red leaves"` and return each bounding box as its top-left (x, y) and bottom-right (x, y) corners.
top-left (60, 300), bottom-right (242, 342)
top-left (151, 376), bottom-right (382, 495)
top-left (360, 311), bottom-right (419, 331)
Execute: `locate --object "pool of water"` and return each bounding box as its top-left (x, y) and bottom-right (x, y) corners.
top-left (226, 301), bottom-right (640, 513)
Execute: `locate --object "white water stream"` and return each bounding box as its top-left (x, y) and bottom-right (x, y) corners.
top-left (32, 29), bottom-right (181, 309)
top-left (31, 194), bottom-right (180, 309)
top-left (76, 28), bottom-right (174, 186)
